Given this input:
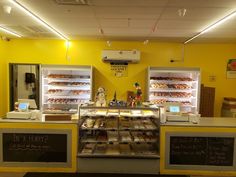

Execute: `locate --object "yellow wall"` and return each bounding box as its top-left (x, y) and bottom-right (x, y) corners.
top-left (1, 39), bottom-right (236, 117)
top-left (0, 40), bottom-right (8, 117)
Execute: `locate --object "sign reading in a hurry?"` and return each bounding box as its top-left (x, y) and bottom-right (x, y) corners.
top-left (3, 133), bottom-right (67, 162)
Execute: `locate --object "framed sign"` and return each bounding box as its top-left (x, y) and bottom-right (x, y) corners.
top-left (169, 136), bottom-right (234, 166)
top-left (3, 133), bottom-right (67, 162)
top-left (110, 63), bottom-right (128, 77)
top-left (227, 59), bottom-right (236, 79)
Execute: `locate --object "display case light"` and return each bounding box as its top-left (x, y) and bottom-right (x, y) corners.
top-left (8, 0), bottom-right (69, 41)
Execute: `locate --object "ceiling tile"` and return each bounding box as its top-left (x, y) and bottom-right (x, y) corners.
top-left (67, 28), bottom-right (101, 35)
top-left (99, 18), bottom-right (128, 28)
top-left (94, 7), bottom-right (163, 18)
top-left (168, 0), bottom-right (236, 8)
top-left (152, 29), bottom-right (197, 38)
top-left (103, 28), bottom-right (150, 36)
top-left (54, 18), bottom-right (99, 28)
top-left (130, 19), bottom-right (157, 29)
top-left (161, 7), bottom-right (233, 20)
top-left (90, 0), bottom-right (169, 7)
top-left (156, 20), bottom-right (210, 30)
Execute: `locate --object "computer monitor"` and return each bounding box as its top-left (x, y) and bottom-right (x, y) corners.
top-left (164, 102), bottom-right (181, 114)
top-left (18, 102), bottom-right (29, 112)
top-left (18, 99), bottom-right (37, 109)
top-left (169, 105), bottom-right (180, 113)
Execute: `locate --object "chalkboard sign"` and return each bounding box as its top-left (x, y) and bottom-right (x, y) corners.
top-left (3, 133), bottom-right (67, 162)
top-left (170, 136), bottom-right (234, 166)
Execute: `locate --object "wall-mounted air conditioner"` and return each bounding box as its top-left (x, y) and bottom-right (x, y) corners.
top-left (102, 50), bottom-right (140, 63)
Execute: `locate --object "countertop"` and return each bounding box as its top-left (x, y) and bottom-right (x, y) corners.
top-left (1, 115), bottom-right (236, 127)
top-left (0, 115), bottom-right (79, 124)
top-left (162, 117), bottom-right (236, 127)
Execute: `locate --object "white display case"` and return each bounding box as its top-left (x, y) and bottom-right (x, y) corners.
top-left (147, 67), bottom-right (201, 113)
top-left (41, 65), bottom-right (93, 114)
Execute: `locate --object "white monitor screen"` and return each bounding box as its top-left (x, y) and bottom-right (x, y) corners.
top-left (169, 105), bottom-right (180, 113)
top-left (18, 103), bottom-right (29, 111)
top-left (18, 99), bottom-right (37, 109)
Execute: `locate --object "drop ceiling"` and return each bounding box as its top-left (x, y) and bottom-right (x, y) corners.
top-left (1, 0), bottom-right (236, 43)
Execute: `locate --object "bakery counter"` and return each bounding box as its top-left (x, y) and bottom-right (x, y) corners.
top-left (161, 117), bottom-right (236, 127)
top-left (160, 117), bottom-right (236, 176)
top-left (0, 113), bottom-right (79, 124)
top-left (0, 119), bottom-right (78, 173)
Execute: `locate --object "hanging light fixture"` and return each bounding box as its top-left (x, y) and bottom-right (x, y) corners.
top-left (0, 26), bottom-right (22, 37)
top-left (8, 0), bottom-right (69, 41)
top-left (184, 10), bottom-right (236, 44)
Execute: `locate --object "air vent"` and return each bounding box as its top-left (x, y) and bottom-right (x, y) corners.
top-left (54, 0), bottom-right (89, 5)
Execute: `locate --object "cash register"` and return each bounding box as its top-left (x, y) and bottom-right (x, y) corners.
top-left (6, 99), bottom-right (39, 119)
top-left (164, 102), bottom-right (189, 122)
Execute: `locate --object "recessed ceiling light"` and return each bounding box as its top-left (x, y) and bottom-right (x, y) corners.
top-left (143, 40), bottom-right (149, 45)
top-left (3, 5), bottom-right (12, 14)
top-left (178, 8), bottom-right (187, 17)
top-left (107, 41), bottom-right (112, 47)
top-left (8, 0), bottom-right (69, 41)
top-left (0, 26), bottom-right (22, 37)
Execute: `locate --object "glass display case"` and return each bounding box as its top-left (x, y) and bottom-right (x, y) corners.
top-left (78, 106), bottom-right (160, 158)
top-left (147, 67), bottom-right (201, 113)
top-left (41, 65), bottom-right (93, 114)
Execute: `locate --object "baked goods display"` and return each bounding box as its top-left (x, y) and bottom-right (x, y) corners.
top-left (120, 131), bottom-right (132, 142)
top-left (107, 131), bottom-right (119, 142)
top-left (81, 143), bottom-right (95, 154)
top-left (151, 83), bottom-right (190, 90)
top-left (148, 68), bottom-right (200, 115)
top-left (47, 74), bottom-right (90, 79)
top-left (97, 131), bottom-right (107, 142)
top-left (151, 100), bottom-right (191, 106)
top-left (80, 143), bottom-right (158, 156)
top-left (42, 67), bottom-right (92, 114)
top-left (94, 144), bottom-right (107, 154)
top-left (47, 98), bottom-right (81, 104)
top-left (151, 92), bottom-right (191, 98)
top-left (48, 81), bottom-right (90, 86)
top-left (106, 119), bottom-right (117, 129)
top-left (79, 107), bottom-right (159, 157)
top-left (150, 76), bottom-right (193, 81)
top-left (119, 117), bottom-right (131, 129)
top-left (82, 118), bottom-right (96, 128)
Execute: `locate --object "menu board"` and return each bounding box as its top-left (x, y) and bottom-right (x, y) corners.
top-left (170, 136), bottom-right (234, 166)
top-left (3, 133), bottom-right (67, 162)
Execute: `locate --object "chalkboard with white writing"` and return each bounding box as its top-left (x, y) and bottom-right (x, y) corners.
top-left (170, 136), bottom-right (234, 166)
top-left (3, 133), bottom-right (67, 162)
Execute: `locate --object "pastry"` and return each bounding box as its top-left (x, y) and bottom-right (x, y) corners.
top-left (94, 144), bottom-right (107, 154)
top-left (81, 143), bottom-right (95, 154)
top-left (120, 131), bottom-right (132, 142)
top-left (107, 131), bottom-right (118, 142)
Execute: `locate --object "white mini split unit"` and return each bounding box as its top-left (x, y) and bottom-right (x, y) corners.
top-left (102, 50), bottom-right (141, 63)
